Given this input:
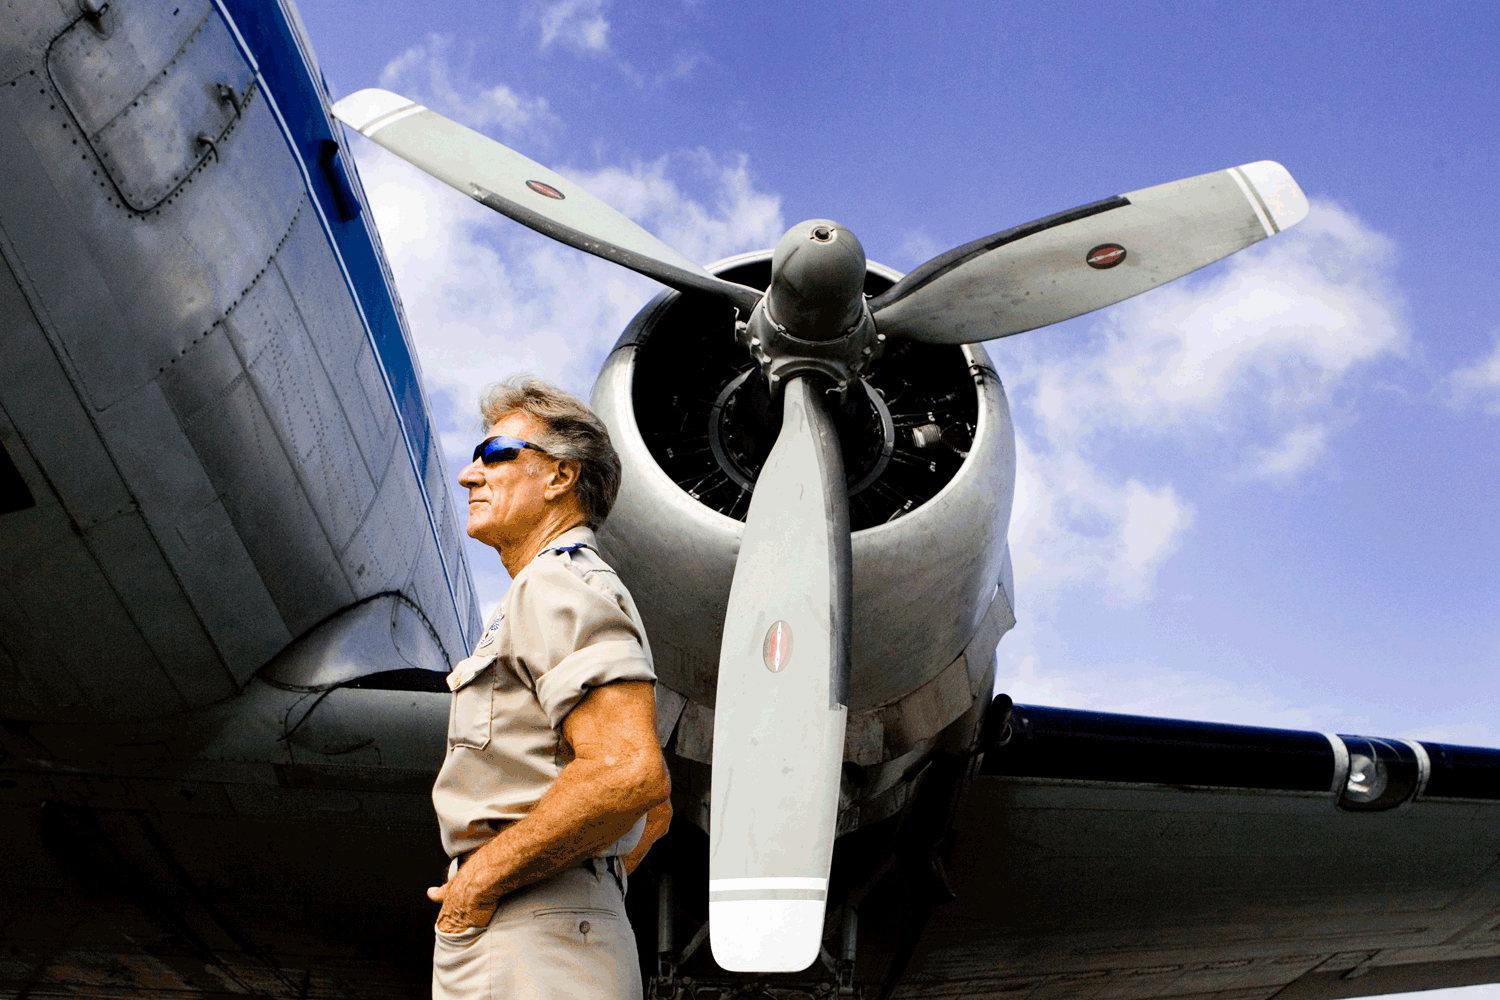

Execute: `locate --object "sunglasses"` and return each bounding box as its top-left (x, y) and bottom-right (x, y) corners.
top-left (471, 435), bottom-right (549, 465)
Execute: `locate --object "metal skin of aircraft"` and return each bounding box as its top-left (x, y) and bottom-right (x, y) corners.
top-left (5, 2), bottom-right (1500, 1000)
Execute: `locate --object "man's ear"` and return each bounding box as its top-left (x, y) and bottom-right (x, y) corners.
top-left (544, 459), bottom-right (580, 501)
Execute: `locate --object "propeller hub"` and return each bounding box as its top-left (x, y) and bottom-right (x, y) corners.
top-left (739, 220), bottom-right (884, 394)
top-left (766, 220), bottom-right (867, 341)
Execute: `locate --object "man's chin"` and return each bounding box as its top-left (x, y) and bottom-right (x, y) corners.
top-left (466, 520), bottom-right (502, 547)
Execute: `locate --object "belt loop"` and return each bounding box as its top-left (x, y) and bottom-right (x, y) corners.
top-left (584, 856), bottom-right (626, 894)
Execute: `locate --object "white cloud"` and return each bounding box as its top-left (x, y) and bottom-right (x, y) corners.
top-left (1010, 435), bottom-right (1193, 607)
top-left (993, 642), bottom-right (1351, 732)
top-left (657, 50), bottom-right (708, 85)
top-left (1246, 424), bottom-right (1328, 480)
top-left (1001, 199), bottom-right (1408, 613)
top-left (537, 0), bottom-right (611, 55)
top-left (377, 34), bottom-right (558, 137)
top-left (349, 50), bottom-right (784, 600)
top-left (1449, 332), bottom-right (1500, 415)
top-left (356, 146), bottom-right (784, 416)
top-left (1020, 200), bottom-right (1407, 449)
top-left (577, 152), bottom-right (783, 266)
top-left (891, 229), bottom-right (940, 271)
top-left (989, 199), bottom-right (1413, 714)
top-left (353, 41), bottom-right (1417, 734)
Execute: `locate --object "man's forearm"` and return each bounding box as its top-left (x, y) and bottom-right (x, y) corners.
top-left (431, 680), bottom-right (668, 931)
top-left (459, 754), bottom-right (666, 905)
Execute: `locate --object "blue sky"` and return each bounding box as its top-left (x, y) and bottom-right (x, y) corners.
top-left (300, 0), bottom-right (1496, 785)
top-left (292, 3), bottom-right (1498, 995)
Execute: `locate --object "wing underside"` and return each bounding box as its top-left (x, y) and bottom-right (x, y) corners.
top-left (905, 705), bottom-right (1500, 1000)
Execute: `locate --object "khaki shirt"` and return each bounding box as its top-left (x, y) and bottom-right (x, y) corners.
top-left (431, 526), bottom-right (656, 858)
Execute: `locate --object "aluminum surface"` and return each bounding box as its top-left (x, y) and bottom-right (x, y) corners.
top-left (0, 0), bottom-right (473, 723)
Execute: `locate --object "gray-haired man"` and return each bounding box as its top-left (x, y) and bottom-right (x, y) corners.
top-left (430, 377), bottom-right (671, 1000)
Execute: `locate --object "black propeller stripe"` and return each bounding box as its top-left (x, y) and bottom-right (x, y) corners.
top-left (867, 194), bottom-right (1131, 312)
top-left (470, 186), bottom-right (763, 316)
top-left (1229, 166), bottom-right (1280, 234)
top-left (808, 386), bottom-right (853, 710)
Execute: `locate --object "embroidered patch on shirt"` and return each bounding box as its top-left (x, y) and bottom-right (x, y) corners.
top-left (477, 612), bottom-right (504, 650)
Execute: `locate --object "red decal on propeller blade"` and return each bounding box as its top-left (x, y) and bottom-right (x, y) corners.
top-left (1086, 243), bottom-right (1126, 269)
top-left (526, 179), bottom-right (565, 200)
top-left (763, 621), bottom-right (793, 673)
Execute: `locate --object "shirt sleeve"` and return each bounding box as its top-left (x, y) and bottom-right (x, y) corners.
top-left (507, 556), bottom-right (656, 729)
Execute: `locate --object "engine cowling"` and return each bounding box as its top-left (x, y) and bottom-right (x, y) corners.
top-left (591, 251), bottom-right (1017, 824)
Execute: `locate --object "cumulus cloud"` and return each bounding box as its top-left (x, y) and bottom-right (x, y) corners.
top-left (1247, 424), bottom-right (1328, 479)
top-left (1010, 436), bottom-right (1193, 607)
top-left (1449, 332), bottom-right (1500, 415)
top-left (1003, 199), bottom-right (1407, 610)
top-left (537, 0), bottom-right (611, 55)
top-left (990, 198), bottom-right (1411, 713)
top-left (377, 34), bottom-right (558, 137)
top-left (351, 38), bottom-right (1414, 710)
top-left (1020, 200), bottom-right (1406, 449)
top-left (347, 52), bottom-right (783, 601)
top-left (577, 153), bottom-right (782, 267)
top-left (356, 146), bottom-right (783, 421)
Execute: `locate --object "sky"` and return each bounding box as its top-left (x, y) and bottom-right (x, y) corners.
top-left (292, 0), bottom-right (1498, 992)
top-left (290, 0), bottom-right (1500, 733)
top-left (292, 9), bottom-right (1500, 991)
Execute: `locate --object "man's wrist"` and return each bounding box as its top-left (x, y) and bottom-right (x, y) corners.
top-left (456, 863), bottom-right (505, 908)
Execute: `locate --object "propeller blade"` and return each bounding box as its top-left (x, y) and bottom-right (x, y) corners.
top-left (709, 376), bottom-right (852, 973)
top-left (870, 160), bottom-right (1309, 345)
top-left (331, 88), bottom-right (763, 315)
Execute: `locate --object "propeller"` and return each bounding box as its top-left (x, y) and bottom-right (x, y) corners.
top-left (867, 160), bottom-right (1310, 345)
top-left (332, 86), bottom-right (1308, 971)
top-left (708, 375), bottom-right (851, 971)
top-left (329, 89), bottom-right (762, 315)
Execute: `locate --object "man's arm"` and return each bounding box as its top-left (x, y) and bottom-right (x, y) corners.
top-left (429, 680), bottom-right (668, 932)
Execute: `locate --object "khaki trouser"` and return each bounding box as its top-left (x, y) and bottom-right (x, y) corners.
top-left (432, 860), bottom-right (642, 1000)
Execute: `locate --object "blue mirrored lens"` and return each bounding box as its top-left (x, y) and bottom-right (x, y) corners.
top-left (473, 436), bottom-right (528, 464)
top-left (487, 445), bottom-right (522, 463)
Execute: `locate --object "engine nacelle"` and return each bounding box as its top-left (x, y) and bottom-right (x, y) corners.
top-left (592, 251), bottom-right (1017, 790)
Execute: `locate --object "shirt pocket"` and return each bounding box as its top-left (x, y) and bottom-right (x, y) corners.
top-left (447, 654), bottom-right (496, 750)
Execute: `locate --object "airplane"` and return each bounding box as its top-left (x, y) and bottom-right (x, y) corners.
top-left (3, 0), bottom-right (1500, 998)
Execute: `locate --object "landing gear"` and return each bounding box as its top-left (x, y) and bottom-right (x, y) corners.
top-left (836, 906), bottom-right (858, 997)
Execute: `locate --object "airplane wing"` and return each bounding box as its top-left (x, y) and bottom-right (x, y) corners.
top-left (891, 704), bottom-right (1500, 1000)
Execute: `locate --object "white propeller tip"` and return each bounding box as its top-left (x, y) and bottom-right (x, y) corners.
top-left (709, 898), bottom-right (826, 972)
top-left (331, 88), bottom-right (426, 136)
top-left (1237, 160), bottom-right (1309, 232)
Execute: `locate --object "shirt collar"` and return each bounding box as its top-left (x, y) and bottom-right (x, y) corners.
top-left (536, 523), bottom-right (596, 559)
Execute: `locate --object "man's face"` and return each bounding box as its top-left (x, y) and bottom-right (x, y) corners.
top-left (457, 412), bottom-right (566, 550)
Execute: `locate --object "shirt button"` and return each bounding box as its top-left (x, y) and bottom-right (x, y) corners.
top-left (579, 920), bottom-right (591, 934)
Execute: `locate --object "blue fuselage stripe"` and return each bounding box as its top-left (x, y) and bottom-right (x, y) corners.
top-left (213, 0), bottom-right (473, 641)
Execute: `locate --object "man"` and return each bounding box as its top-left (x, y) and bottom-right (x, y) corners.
top-left (429, 377), bottom-right (671, 1000)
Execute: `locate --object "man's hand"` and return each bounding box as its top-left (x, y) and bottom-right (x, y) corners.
top-left (623, 798), bottom-right (672, 875)
top-left (428, 867), bottom-right (498, 933)
top-left (426, 681), bottom-right (669, 924)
